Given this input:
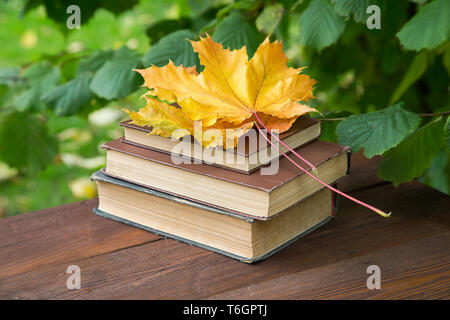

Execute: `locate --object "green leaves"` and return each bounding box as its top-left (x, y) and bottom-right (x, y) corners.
top-left (397, 0), bottom-right (450, 51)
top-left (76, 50), bottom-right (114, 76)
top-left (42, 73), bottom-right (94, 116)
top-left (213, 11), bottom-right (264, 57)
top-left (39, 47), bottom-right (143, 114)
top-left (23, 0), bottom-right (138, 24)
top-left (22, 61), bottom-right (61, 91)
top-left (0, 0), bottom-right (447, 198)
top-left (0, 112), bottom-right (58, 174)
top-left (337, 103), bottom-right (422, 158)
top-left (145, 18), bottom-right (192, 44)
top-left (0, 67), bottom-right (20, 85)
top-left (418, 149), bottom-right (449, 194)
top-left (256, 3), bottom-right (285, 34)
top-left (300, 0), bottom-right (346, 51)
top-left (379, 117), bottom-right (445, 186)
top-left (187, 0), bottom-right (219, 16)
top-left (143, 30), bottom-right (199, 68)
top-left (333, 0), bottom-right (370, 23)
top-left (316, 111), bottom-right (352, 142)
top-left (444, 46), bottom-right (450, 76)
top-left (15, 61), bottom-right (61, 111)
top-left (390, 51), bottom-right (428, 104)
top-left (445, 116), bottom-right (450, 154)
top-left (89, 47), bottom-right (141, 99)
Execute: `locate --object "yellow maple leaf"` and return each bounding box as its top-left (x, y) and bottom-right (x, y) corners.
top-left (126, 35), bottom-right (391, 218)
top-left (124, 96), bottom-right (191, 139)
top-left (124, 97), bottom-right (253, 148)
top-left (135, 34), bottom-right (317, 131)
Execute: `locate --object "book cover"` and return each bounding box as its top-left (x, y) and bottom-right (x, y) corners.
top-left (102, 138), bottom-right (349, 193)
top-left (91, 170), bottom-right (338, 263)
top-left (120, 117), bottom-right (321, 174)
top-left (120, 116), bottom-right (319, 157)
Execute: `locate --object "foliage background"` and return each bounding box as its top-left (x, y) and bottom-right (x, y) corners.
top-left (0, 0), bottom-right (448, 217)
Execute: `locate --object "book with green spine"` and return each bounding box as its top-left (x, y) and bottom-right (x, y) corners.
top-left (92, 170), bottom-right (339, 263)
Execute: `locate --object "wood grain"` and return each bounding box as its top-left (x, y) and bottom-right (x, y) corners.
top-left (0, 199), bottom-right (158, 279)
top-left (0, 153), bottom-right (448, 299)
top-left (209, 232), bottom-right (450, 299)
top-left (339, 151), bottom-right (383, 193)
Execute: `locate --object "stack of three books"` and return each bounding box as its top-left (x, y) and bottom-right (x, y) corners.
top-left (91, 117), bottom-right (350, 263)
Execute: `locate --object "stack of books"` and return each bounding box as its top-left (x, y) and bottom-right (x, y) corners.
top-left (91, 117), bottom-right (350, 263)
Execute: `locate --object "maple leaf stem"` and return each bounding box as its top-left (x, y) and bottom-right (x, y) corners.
top-left (254, 122), bottom-right (391, 218)
top-left (252, 112), bottom-right (318, 174)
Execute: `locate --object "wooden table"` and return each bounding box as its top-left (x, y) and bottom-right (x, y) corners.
top-left (0, 153), bottom-right (449, 300)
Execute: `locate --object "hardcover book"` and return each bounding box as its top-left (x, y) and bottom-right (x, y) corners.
top-left (120, 116), bottom-right (321, 174)
top-left (102, 138), bottom-right (349, 219)
top-left (92, 170), bottom-right (338, 263)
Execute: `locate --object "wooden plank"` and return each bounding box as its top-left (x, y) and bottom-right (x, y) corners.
top-left (0, 199), bottom-right (159, 279)
top-left (0, 150), bottom-right (378, 281)
top-left (1, 180), bottom-right (448, 299)
top-left (209, 232), bottom-right (450, 299)
top-left (338, 151), bottom-right (383, 193)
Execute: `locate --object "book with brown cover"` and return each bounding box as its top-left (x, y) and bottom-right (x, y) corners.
top-left (120, 116), bottom-right (321, 173)
top-left (102, 138), bottom-right (350, 219)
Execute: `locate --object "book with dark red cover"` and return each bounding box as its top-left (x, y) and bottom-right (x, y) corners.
top-left (102, 138), bottom-right (349, 192)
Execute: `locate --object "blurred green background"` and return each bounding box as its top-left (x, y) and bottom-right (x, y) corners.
top-left (0, 0), bottom-right (448, 217)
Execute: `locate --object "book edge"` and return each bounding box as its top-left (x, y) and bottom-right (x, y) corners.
top-left (102, 139), bottom-right (350, 193)
top-left (93, 207), bottom-right (333, 264)
top-left (121, 136), bottom-right (320, 175)
top-left (91, 170), bottom-right (255, 223)
top-left (97, 168), bottom-right (347, 221)
top-left (119, 116), bottom-right (319, 157)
